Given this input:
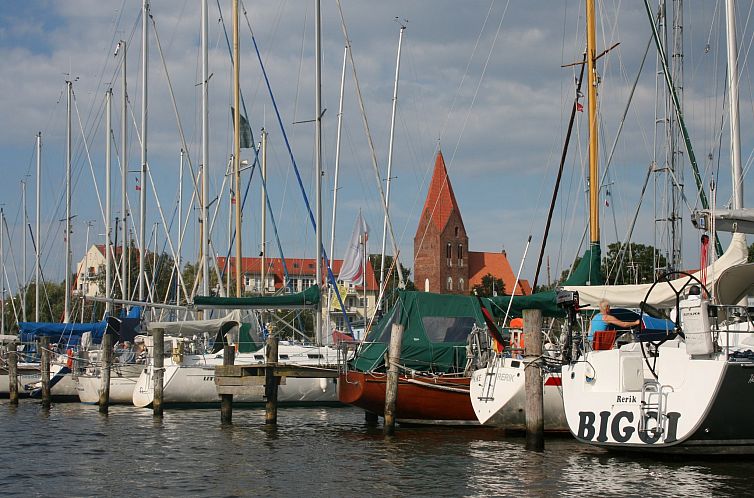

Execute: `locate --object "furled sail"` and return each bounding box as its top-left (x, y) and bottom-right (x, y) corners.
top-left (563, 232), bottom-right (748, 308)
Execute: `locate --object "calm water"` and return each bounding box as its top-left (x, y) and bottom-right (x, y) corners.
top-left (1, 400), bottom-right (752, 497)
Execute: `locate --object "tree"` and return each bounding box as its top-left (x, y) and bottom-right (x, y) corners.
top-left (472, 273), bottom-right (505, 297)
top-left (748, 242), bottom-right (754, 263)
top-left (95, 240), bottom-right (182, 307)
top-left (368, 254), bottom-right (415, 291)
top-left (2, 280), bottom-right (68, 332)
top-left (602, 242), bottom-right (667, 285)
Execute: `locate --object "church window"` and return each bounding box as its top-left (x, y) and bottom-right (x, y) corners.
top-left (457, 244), bottom-right (463, 267)
top-left (424, 278), bottom-right (430, 292)
top-left (446, 243), bottom-right (452, 267)
top-left (459, 278), bottom-right (464, 291)
top-left (446, 277), bottom-right (453, 291)
top-left (455, 226), bottom-right (459, 237)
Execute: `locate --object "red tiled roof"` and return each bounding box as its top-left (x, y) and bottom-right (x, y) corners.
top-left (94, 244), bottom-right (125, 257)
top-left (419, 151), bottom-right (464, 233)
top-left (217, 256), bottom-right (378, 291)
top-left (468, 251), bottom-right (531, 296)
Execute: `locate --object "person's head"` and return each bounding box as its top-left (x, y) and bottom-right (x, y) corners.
top-left (689, 285), bottom-right (701, 296)
top-left (123, 341), bottom-right (132, 349)
top-left (599, 299), bottom-right (610, 314)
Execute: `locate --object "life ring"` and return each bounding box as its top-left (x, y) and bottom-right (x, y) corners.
top-left (66, 349), bottom-right (74, 369)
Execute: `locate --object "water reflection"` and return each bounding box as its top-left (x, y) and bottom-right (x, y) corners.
top-left (1, 401), bottom-right (754, 496)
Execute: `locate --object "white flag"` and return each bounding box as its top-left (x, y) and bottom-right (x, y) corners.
top-left (338, 212), bottom-right (369, 286)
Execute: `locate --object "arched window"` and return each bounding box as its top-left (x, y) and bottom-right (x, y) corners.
top-left (424, 278), bottom-right (430, 292)
top-left (458, 244), bottom-right (463, 266)
top-left (446, 277), bottom-right (453, 291)
top-left (459, 278), bottom-right (464, 291)
top-left (446, 243), bottom-right (452, 267)
top-left (455, 226), bottom-right (459, 237)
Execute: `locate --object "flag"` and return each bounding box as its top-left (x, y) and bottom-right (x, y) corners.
top-left (330, 284), bottom-right (350, 311)
top-left (338, 212), bottom-right (369, 286)
top-left (230, 106), bottom-right (253, 149)
top-left (135, 178), bottom-right (141, 191)
top-left (576, 101), bottom-right (584, 112)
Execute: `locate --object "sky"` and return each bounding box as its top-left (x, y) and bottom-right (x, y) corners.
top-left (1, 0), bottom-right (753, 297)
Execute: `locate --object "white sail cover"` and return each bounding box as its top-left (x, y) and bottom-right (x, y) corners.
top-left (338, 212), bottom-right (369, 286)
top-left (145, 310), bottom-right (248, 336)
top-left (564, 232), bottom-right (748, 309)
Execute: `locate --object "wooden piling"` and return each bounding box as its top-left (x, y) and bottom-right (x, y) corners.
top-left (523, 308), bottom-right (544, 451)
top-left (8, 342), bottom-right (18, 405)
top-left (152, 328), bottom-right (164, 418)
top-left (99, 332), bottom-right (112, 414)
top-left (264, 336), bottom-right (279, 425)
top-left (383, 323), bottom-right (404, 436)
top-left (40, 336), bottom-right (51, 408)
top-left (220, 345), bottom-right (235, 425)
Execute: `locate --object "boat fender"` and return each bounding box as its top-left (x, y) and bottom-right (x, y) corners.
top-left (319, 377), bottom-right (328, 392)
top-left (585, 363), bottom-right (595, 383)
top-left (66, 349), bottom-right (74, 369)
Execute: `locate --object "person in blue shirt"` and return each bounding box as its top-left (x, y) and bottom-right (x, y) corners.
top-left (589, 299), bottom-right (640, 341)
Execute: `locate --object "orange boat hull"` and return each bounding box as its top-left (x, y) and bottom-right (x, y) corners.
top-left (338, 370), bottom-right (477, 424)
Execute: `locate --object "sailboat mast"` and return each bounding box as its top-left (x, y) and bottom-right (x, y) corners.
top-left (35, 131), bottom-right (41, 322)
top-left (327, 45), bottom-right (348, 334)
top-left (201, 0), bottom-right (210, 297)
top-left (105, 88), bottom-right (113, 314)
top-left (232, 0), bottom-right (242, 297)
top-left (1, 208), bottom-right (4, 334)
top-left (177, 149), bottom-right (183, 310)
top-left (379, 22), bottom-right (406, 301)
top-left (261, 128), bottom-right (267, 296)
top-left (315, 0), bottom-right (323, 344)
top-left (64, 80), bottom-right (73, 323)
top-left (22, 180), bottom-right (27, 322)
top-left (119, 40), bottom-right (128, 303)
top-left (725, 0), bottom-right (744, 209)
top-left (586, 0), bottom-right (600, 245)
top-left (139, 1), bottom-right (149, 302)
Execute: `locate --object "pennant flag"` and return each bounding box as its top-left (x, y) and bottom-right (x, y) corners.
top-left (576, 101), bottom-right (584, 112)
top-left (230, 106), bottom-right (253, 149)
top-left (338, 212), bottom-right (369, 286)
top-left (135, 178), bottom-right (141, 191)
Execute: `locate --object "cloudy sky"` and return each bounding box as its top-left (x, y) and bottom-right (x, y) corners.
top-left (0, 1), bottom-right (752, 295)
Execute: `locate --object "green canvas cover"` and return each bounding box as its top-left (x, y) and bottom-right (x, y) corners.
top-left (193, 285), bottom-right (320, 309)
top-left (487, 244), bottom-right (603, 319)
top-left (350, 290), bottom-right (489, 374)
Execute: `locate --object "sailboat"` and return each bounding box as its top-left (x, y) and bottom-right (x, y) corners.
top-left (339, 290), bottom-right (494, 424)
top-left (559, 0), bottom-right (754, 454)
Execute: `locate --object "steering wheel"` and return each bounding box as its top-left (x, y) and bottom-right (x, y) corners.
top-left (640, 270), bottom-right (710, 338)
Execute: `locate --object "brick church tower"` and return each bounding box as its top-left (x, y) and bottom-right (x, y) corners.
top-left (413, 151), bottom-right (469, 294)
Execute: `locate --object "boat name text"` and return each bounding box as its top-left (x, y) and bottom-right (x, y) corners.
top-left (577, 410), bottom-right (681, 444)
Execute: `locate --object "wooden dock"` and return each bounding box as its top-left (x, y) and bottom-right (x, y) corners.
top-left (214, 364), bottom-right (338, 396)
top-left (213, 337), bottom-right (340, 424)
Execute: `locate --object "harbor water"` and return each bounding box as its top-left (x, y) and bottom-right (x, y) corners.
top-left (1, 400), bottom-right (753, 497)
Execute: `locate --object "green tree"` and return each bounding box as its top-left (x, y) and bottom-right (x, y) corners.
top-left (472, 273), bottom-right (505, 297)
top-left (748, 243), bottom-right (754, 263)
top-left (2, 281), bottom-right (68, 332)
top-left (602, 242), bottom-right (667, 285)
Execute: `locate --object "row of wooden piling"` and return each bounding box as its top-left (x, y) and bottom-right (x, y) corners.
top-left (6, 312), bottom-right (547, 451)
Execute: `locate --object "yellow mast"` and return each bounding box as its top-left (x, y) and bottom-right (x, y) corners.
top-left (586, 0), bottom-right (599, 245)
top-left (232, 0), bottom-right (242, 297)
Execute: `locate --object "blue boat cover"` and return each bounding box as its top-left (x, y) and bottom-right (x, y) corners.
top-left (17, 307), bottom-right (142, 346)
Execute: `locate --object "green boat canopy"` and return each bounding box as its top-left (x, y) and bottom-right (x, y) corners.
top-left (193, 285), bottom-right (320, 309)
top-left (350, 290), bottom-right (491, 374)
top-left (486, 244), bottom-right (603, 319)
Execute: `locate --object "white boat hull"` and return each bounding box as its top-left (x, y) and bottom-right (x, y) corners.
top-left (132, 345), bottom-right (342, 408)
top-left (470, 357), bottom-right (568, 431)
top-left (76, 364), bottom-right (144, 404)
top-left (561, 341), bottom-right (754, 453)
